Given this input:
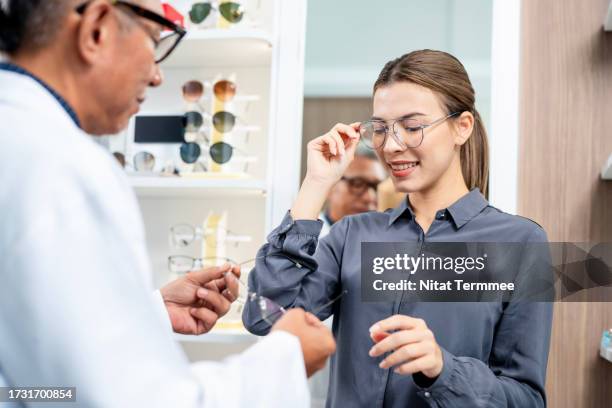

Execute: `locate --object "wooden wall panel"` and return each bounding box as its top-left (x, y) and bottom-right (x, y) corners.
top-left (520, 0), bottom-right (612, 406)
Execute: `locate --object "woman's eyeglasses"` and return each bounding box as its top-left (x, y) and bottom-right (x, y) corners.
top-left (75, 0), bottom-right (187, 64)
top-left (359, 112), bottom-right (460, 150)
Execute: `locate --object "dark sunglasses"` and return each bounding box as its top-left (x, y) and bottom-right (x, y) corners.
top-left (189, 2), bottom-right (244, 25)
top-left (179, 141), bottom-right (243, 165)
top-left (75, 0), bottom-right (186, 64)
top-left (341, 176), bottom-right (379, 194)
top-left (183, 111), bottom-right (204, 132)
top-left (212, 111), bottom-right (237, 133)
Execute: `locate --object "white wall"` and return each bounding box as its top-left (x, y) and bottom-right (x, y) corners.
top-left (303, 0), bottom-right (493, 125)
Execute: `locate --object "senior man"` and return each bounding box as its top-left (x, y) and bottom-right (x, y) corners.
top-left (0, 1), bottom-right (335, 407)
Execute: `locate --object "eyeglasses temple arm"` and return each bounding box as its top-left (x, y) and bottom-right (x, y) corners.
top-left (310, 290), bottom-right (348, 316)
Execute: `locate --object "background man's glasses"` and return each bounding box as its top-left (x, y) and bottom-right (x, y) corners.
top-left (341, 176), bottom-right (379, 195)
top-left (75, 0), bottom-right (186, 64)
top-left (359, 112), bottom-right (460, 150)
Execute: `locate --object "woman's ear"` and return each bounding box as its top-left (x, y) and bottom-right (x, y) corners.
top-left (453, 112), bottom-right (475, 146)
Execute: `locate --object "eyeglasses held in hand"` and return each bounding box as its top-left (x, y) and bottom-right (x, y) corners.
top-left (226, 267), bottom-right (348, 326)
top-left (167, 256), bottom-right (347, 326)
top-left (75, 0), bottom-right (187, 64)
top-left (189, 2), bottom-right (244, 25)
top-left (359, 112), bottom-right (460, 150)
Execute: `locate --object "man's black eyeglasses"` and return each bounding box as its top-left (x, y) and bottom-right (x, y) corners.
top-left (76, 0), bottom-right (186, 64)
top-left (341, 176), bottom-right (379, 195)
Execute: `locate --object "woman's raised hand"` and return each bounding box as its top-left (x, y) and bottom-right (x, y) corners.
top-left (290, 122), bottom-right (361, 220)
top-left (304, 122), bottom-right (361, 186)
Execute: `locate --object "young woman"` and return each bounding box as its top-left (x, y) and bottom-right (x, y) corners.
top-left (243, 50), bottom-right (552, 407)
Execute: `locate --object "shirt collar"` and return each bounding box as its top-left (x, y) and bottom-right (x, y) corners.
top-left (388, 187), bottom-right (489, 229)
top-left (0, 62), bottom-right (81, 129)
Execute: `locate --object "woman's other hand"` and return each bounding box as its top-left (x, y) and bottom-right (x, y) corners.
top-left (368, 315), bottom-right (443, 379)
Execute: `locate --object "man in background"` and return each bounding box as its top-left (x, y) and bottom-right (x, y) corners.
top-left (0, 0), bottom-right (335, 406)
top-left (318, 146), bottom-right (386, 236)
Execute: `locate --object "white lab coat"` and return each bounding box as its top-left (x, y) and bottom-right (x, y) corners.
top-left (0, 70), bottom-right (309, 407)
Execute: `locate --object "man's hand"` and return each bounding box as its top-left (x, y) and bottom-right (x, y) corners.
top-left (368, 315), bottom-right (443, 379)
top-left (272, 309), bottom-right (336, 377)
top-left (160, 263), bottom-right (240, 335)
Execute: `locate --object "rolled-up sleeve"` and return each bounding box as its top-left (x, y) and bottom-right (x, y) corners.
top-left (412, 226), bottom-right (554, 407)
top-left (243, 211), bottom-right (349, 335)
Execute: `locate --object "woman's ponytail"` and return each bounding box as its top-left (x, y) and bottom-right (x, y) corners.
top-left (460, 110), bottom-right (489, 199)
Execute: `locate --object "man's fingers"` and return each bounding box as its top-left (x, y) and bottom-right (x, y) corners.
top-left (187, 263), bottom-right (232, 285)
top-left (305, 312), bottom-right (323, 327)
top-left (224, 276), bottom-right (239, 302)
top-left (190, 307), bottom-right (218, 331)
top-left (196, 287), bottom-right (232, 315)
top-left (369, 315), bottom-right (427, 334)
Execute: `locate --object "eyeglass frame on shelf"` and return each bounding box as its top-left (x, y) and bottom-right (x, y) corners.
top-left (169, 224), bottom-right (251, 248)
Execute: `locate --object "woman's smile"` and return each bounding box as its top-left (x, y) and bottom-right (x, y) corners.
top-left (387, 159), bottom-right (420, 178)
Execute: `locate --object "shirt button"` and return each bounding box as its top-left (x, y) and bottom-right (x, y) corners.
top-left (424, 391), bottom-right (431, 398)
top-left (295, 262), bottom-right (302, 268)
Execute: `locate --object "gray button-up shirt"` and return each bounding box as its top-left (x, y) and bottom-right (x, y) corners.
top-left (243, 188), bottom-right (553, 407)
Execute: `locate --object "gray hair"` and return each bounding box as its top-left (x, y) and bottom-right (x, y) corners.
top-left (0, 0), bottom-right (76, 54)
top-left (354, 143), bottom-right (379, 161)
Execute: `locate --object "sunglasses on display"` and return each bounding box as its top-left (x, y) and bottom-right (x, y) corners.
top-left (183, 79), bottom-right (238, 104)
top-left (75, 0), bottom-right (186, 64)
top-left (184, 111), bottom-right (205, 133)
top-left (180, 141), bottom-right (249, 166)
top-left (359, 112), bottom-right (460, 150)
top-left (341, 176), bottom-right (380, 195)
top-left (169, 224), bottom-right (251, 248)
top-left (133, 151), bottom-right (156, 172)
top-left (182, 110), bottom-right (242, 135)
top-left (189, 2), bottom-right (244, 25)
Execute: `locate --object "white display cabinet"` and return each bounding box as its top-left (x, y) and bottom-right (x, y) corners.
top-left (111, 0), bottom-right (307, 354)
